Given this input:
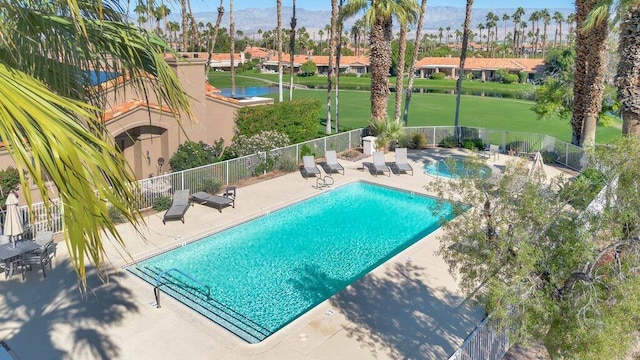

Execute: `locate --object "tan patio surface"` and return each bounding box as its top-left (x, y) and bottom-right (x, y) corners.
top-left (0, 148), bottom-right (574, 360)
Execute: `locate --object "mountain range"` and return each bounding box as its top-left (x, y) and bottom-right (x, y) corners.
top-left (167, 6), bottom-right (574, 37)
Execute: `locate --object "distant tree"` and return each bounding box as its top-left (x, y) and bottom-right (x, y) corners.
top-left (454, 0), bottom-right (473, 137)
top-left (300, 60), bottom-right (317, 76)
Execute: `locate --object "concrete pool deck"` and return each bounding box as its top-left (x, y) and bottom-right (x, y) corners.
top-left (0, 148), bottom-right (575, 359)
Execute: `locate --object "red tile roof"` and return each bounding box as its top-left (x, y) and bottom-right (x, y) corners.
top-left (415, 57), bottom-right (544, 71)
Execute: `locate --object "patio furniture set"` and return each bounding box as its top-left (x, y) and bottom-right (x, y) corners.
top-left (302, 149), bottom-right (414, 179)
top-left (163, 186), bottom-right (237, 225)
top-left (0, 231), bottom-right (56, 280)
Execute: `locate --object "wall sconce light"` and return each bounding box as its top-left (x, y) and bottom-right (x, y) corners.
top-left (157, 157), bottom-right (165, 175)
top-left (146, 150), bottom-right (151, 165)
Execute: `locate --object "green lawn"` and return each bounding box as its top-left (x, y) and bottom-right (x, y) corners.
top-left (207, 72), bottom-right (621, 144)
top-left (209, 71), bottom-right (534, 95)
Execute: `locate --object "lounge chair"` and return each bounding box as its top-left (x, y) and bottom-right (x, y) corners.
top-left (485, 144), bottom-right (500, 161)
top-left (301, 155), bottom-right (321, 179)
top-left (392, 148), bottom-right (413, 176)
top-left (321, 150), bottom-right (344, 175)
top-left (20, 241), bottom-right (55, 280)
top-left (370, 151), bottom-right (390, 177)
top-left (163, 189), bottom-right (191, 224)
top-left (191, 189), bottom-right (235, 213)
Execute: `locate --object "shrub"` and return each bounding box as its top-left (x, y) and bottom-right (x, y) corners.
top-left (152, 196), bottom-right (172, 212)
top-left (505, 140), bottom-right (530, 152)
top-left (228, 131), bottom-right (290, 157)
top-left (560, 168), bottom-right (606, 210)
top-left (503, 74), bottom-right (519, 84)
top-left (341, 149), bottom-right (362, 161)
top-left (299, 60), bottom-right (317, 76)
top-left (235, 98), bottom-right (320, 143)
top-left (430, 72), bottom-right (446, 80)
top-left (0, 167), bottom-right (21, 206)
top-left (541, 150), bottom-right (560, 164)
top-left (197, 178), bottom-right (223, 194)
top-left (169, 139), bottom-right (225, 172)
top-left (278, 156), bottom-right (298, 172)
top-left (300, 144), bottom-right (314, 157)
top-left (412, 133), bottom-right (427, 149)
top-left (440, 135), bottom-right (457, 148)
top-left (518, 71), bottom-right (528, 84)
top-left (108, 205), bottom-right (127, 223)
top-left (462, 138), bottom-right (484, 150)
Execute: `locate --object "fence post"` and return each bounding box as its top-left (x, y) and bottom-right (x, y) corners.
top-left (226, 161), bottom-right (229, 186)
top-left (263, 152), bottom-right (267, 175)
top-left (324, 137), bottom-right (327, 153)
top-left (565, 143), bottom-right (569, 167)
top-left (181, 171), bottom-right (184, 190)
top-left (349, 130), bottom-right (352, 150)
top-left (296, 144), bottom-right (299, 162)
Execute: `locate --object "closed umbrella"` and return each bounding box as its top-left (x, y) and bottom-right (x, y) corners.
top-left (3, 193), bottom-right (23, 248)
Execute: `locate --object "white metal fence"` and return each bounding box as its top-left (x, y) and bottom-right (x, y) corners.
top-left (448, 315), bottom-right (512, 360)
top-left (16, 126), bottom-right (583, 236)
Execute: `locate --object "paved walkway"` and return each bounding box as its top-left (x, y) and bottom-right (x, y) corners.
top-left (0, 149), bottom-right (572, 359)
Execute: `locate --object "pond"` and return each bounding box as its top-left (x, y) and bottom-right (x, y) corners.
top-left (219, 86), bottom-right (278, 97)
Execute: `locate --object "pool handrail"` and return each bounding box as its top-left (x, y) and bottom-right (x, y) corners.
top-left (154, 267), bottom-right (211, 308)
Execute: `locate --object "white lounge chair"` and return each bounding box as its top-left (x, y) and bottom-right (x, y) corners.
top-left (393, 148), bottom-right (413, 176)
top-left (301, 155), bottom-right (321, 179)
top-left (322, 150), bottom-right (344, 175)
top-left (485, 144), bottom-right (500, 161)
top-left (370, 152), bottom-right (390, 177)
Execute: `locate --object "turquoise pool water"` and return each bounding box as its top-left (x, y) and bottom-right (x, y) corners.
top-left (423, 159), bottom-right (491, 178)
top-left (219, 86), bottom-right (277, 97)
top-left (128, 182), bottom-right (454, 343)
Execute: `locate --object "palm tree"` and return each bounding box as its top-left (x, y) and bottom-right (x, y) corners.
top-left (167, 21), bottom-right (181, 50)
top-left (341, 0), bottom-right (418, 123)
top-left (289, 0), bottom-right (297, 101)
top-left (181, 0), bottom-right (189, 50)
top-left (0, 0), bottom-right (192, 284)
top-left (230, 0), bottom-right (236, 97)
top-left (553, 11), bottom-right (565, 48)
top-left (335, 0), bottom-right (346, 133)
top-left (540, 9), bottom-right (551, 58)
top-left (439, 26), bottom-right (445, 44)
top-left (155, 4), bottom-right (170, 35)
top-left (445, 26), bottom-right (451, 44)
top-left (477, 23), bottom-right (484, 48)
top-left (205, 0), bottom-right (225, 78)
top-left (134, 3), bottom-right (148, 29)
top-left (572, 0), bottom-right (609, 146)
top-left (502, 13), bottom-right (510, 48)
top-left (587, 0), bottom-right (640, 137)
top-left (454, 0), bottom-right (474, 138)
top-left (277, 0), bottom-right (283, 102)
top-left (317, 29), bottom-right (324, 54)
top-left (326, 0), bottom-right (338, 135)
top-left (393, 5), bottom-right (417, 124)
top-left (512, 7), bottom-right (525, 56)
top-left (403, 0), bottom-right (428, 126)
top-left (566, 13), bottom-right (576, 45)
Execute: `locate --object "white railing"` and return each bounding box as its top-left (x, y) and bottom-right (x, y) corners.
top-left (448, 314), bottom-right (512, 360)
top-left (16, 126), bottom-right (584, 235)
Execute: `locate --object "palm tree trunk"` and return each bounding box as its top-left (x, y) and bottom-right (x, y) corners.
top-left (326, 0), bottom-right (337, 135)
top-left (230, 0), bottom-right (235, 96)
top-left (370, 16), bottom-right (392, 122)
top-left (454, 0), bottom-right (474, 140)
top-left (335, 0), bottom-right (344, 133)
top-left (277, 0), bottom-right (283, 102)
top-left (394, 22), bottom-right (408, 123)
top-left (618, 6), bottom-right (640, 138)
top-left (403, 0), bottom-right (428, 127)
top-left (181, 0), bottom-right (188, 51)
top-left (205, 1), bottom-right (224, 80)
top-left (289, 0), bottom-right (297, 101)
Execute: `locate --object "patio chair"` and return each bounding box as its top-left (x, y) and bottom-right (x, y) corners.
top-left (392, 148), bottom-right (413, 176)
top-left (20, 241), bottom-right (55, 280)
top-left (301, 155), bottom-right (321, 179)
top-left (321, 150), bottom-right (344, 175)
top-left (370, 151), bottom-right (391, 177)
top-left (163, 189), bottom-right (191, 224)
top-left (190, 189), bottom-right (235, 213)
top-left (484, 144), bottom-right (500, 161)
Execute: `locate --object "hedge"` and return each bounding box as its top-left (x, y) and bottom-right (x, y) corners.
top-left (235, 98), bottom-right (320, 143)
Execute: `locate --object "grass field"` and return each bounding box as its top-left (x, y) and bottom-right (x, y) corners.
top-left (207, 73), bottom-right (622, 144)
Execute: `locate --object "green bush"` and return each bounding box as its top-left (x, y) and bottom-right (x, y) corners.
top-left (108, 205), bottom-right (127, 223)
top-left (505, 140), bottom-right (530, 152)
top-left (560, 168), bottom-right (606, 210)
top-left (278, 156), bottom-right (298, 172)
top-left (440, 135), bottom-right (457, 148)
top-left (197, 178), bottom-right (223, 194)
top-left (462, 138), bottom-right (484, 150)
top-left (518, 71), bottom-right (528, 84)
top-left (0, 167), bottom-right (21, 206)
top-left (541, 150), bottom-right (560, 163)
top-left (235, 98), bottom-right (320, 143)
top-left (300, 60), bottom-right (317, 76)
top-left (430, 72), bottom-right (446, 80)
top-left (503, 74), bottom-right (519, 84)
top-left (169, 139), bottom-right (225, 172)
top-left (152, 196), bottom-right (172, 212)
top-left (300, 144), bottom-right (314, 157)
top-left (412, 133), bottom-right (427, 149)
top-left (227, 131), bottom-right (290, 157)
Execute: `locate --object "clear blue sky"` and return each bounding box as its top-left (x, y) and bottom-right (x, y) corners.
top-left (185, 0), bottom-right (575, 12)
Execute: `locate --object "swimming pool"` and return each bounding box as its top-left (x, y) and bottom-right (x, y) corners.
top-left (423, 159), bottom-right (491, 178)
top-left (127, 182), bottom-right (455, 343)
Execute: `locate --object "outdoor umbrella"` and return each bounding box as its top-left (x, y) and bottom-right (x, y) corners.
top-left (3, 192), bottom-right (23, 248)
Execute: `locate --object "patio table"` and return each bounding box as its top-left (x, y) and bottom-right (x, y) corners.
top-left (0, 240), bottom-right (40, 278)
